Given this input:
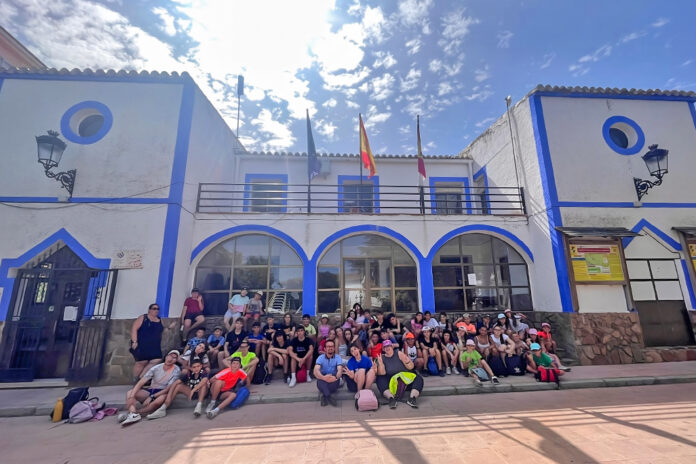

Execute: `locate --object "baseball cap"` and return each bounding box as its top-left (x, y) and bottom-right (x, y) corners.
top-left (514, 314), bottom-right (522, 319)
top-left (530, 343), bottom-right (541, 350)
top-left (214, 325), bottom-right (224, 331)
top-left (191, 288), bottom-right (200, 293)
top-left (382, 340), bottom-right (394, 348)
top-left (405, 332), bottom-right (415, 339)
top-left (167, 349), bottom-right (180, 358)
top-left (422, 326), bottom-right (432, 331)
top-left (230, 356), bottom-right (242, 364)
top-left (321, 314), bottom-right (329, 320)
top-left (462, 313), bottom-right (470, 319)
top-left (504, 308), bottom-right (512, 313)
top-left (256, 290), bottom-right (263, 296)
top-left (241, 286), bottom-right (248, 291)
top-left (528, 328), bottom-right (538, 335)
top-left (465, 339), bottom-right (475, 346)
top-left (541, 322), bottom-right (551, 328)
top-left (497, 313), bottom-right (505, 319)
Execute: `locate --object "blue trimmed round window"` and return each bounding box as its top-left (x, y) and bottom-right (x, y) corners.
top-left (602, 115), bottom-right (644, 155)
top-left (60, 101), bottom-right (113, 144)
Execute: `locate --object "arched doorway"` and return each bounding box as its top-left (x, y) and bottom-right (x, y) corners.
top-left (194, 234), bottom-right (304, 315)
top-left (432, 233), bottom-right (532, 311)
top-left (317, 234), bottom-right (418, 316)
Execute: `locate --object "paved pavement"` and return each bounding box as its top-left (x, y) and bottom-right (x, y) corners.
top-left (0, 361), bottom-right (695, 417)
top-left (0, 383), bottom-right (694, 463)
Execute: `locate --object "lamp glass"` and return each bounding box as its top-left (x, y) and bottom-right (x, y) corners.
top-left (642, 146), bottom-right (668, 178)
top-left (35, 133), bottom-right (66, 168)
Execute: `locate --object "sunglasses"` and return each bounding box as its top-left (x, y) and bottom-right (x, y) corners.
top-left (150, 307), bottom-right (160, 310)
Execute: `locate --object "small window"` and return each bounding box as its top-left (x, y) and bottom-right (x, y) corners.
top-left (244, 175), bottom-right (287, 212)
top-left (602, 115), bottom-right (645, 155)
top-left (341, 181), bottom-right (375, 213)
top-left (434, 183), bottom-right (463, 215)
top-left (78, 114), bottom-right (105, 137)
top-left (609, 127), bottom-right (628, 149)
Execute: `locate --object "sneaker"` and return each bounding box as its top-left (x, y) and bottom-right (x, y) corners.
top-left (205, 401), bottom-right (216, 414)
top-left (147, 405), bottom-right (167, 420)
top-left (474, 378), bottom-right (482, 386)
top-left (338, 378), bottom-right (344, 388)
top-left (263, 373), bottom-right (272, 385)
top-left (406, 397), bottom-right (418, 409)
top-left (306, 373), bottom-right (313, 383)
top-left (121, 412), bottom-right (141, 427)
top-left (289, 377), bottom-right (297, 388)
top-left (446, 367), bottom-right (452, 375)
top-left (285, 376), bottom-right (290, 384)
top-left (462, 370), bottom-right (470, 377)
top-left (193, 403), bottom-right (203, 417)
top-left (421, 369), bottom-right (430, 378)
top-left (452, 367), bottom-right (460, 375)
top-left (327, 395), bottom-right (338, 407)
top-left (206, 408), bottom-right (219, 420)
top-left (559, 365), bottom-right (572, 372)
top-left (438, 370), bottom-right (446, 377)
top-left (117, 412), bottom-right (128, 423)
top-left (491, 376), bottom-right (500, 384)
top-left (320, 395), bottom-right (328, 407)
top-left (389, 397), bottom-right (397, 409)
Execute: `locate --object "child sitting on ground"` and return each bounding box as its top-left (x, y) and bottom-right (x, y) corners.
top-left (146, 359), bottom-right (209, 420)
top-left (460, 339), bottom-right (499, 385)
top-left (186, 328), bottom-right (207, 352)
top-left (206, 326), bottom-right (225, 368)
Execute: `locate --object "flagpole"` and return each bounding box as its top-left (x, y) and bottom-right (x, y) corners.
top-left (359, 113), bottom-right (364, 185)
top-left (306, 109), bottom-right (312, 213)
top-left (418, 115), bottom-right (425, 214)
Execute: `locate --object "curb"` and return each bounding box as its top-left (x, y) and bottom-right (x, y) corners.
top-left (2, 374), bottom-right (696, 418)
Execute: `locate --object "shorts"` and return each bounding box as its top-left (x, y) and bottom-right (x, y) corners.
top-left (184, 313), bottom-right (203, 322)
top-left (130, 345), bottom-right (162, 362)
top-left (245, 313), bottom-right (261, 319)
top-left (146, 388), bottom-right (163, 396)
top-left (225, 310), bottom-right (242, 321)
top-left (220, 381), bottom-right (243, 393)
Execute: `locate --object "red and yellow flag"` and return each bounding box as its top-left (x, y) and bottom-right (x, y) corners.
top-left (359, 114), bottom-right (377, 178)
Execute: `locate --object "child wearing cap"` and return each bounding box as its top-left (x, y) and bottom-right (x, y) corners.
top-left (460, 340), bottom-right (499, 385)
top-left (526, 343), bottom-right (569, 375)
top-left (207, 357), bottom-right (247, 419)
top-left (402, 331), bottom-right (424, 371)
top-left (539, 322), bottom-right (557, 354)
top-left (317, 314), bottom-right (332, 341)
top-left (244, 290), bottom-right (265, 327)
top-left (146, 358), bottom-right (209, 420)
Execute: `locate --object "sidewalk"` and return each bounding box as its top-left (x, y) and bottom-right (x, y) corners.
top-left (1, 361), bottom-right (694, 418)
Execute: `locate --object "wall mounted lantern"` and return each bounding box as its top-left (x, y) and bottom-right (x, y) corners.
top-left (35, 130), bottom-right (76, 197)
top-left (634, 144), bottom-right (668, 201)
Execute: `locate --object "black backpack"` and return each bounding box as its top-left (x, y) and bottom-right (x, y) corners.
top-left (506, 355), bottom-right (526, 376)
top-left (51, 387), bottom-right (89, 421)
top-left (251, 359), bottom-right (266, 385)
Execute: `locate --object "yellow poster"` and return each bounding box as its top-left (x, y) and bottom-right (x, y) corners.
top-left (689, 244), bottom-right (696, 263)
top-left (569, 244), bottom-right (625, 282)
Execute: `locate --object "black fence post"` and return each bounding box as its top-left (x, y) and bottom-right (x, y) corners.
top-left (419, 186), bottom-right (425, 214)
top-left (519, 187), bottom-right (527, 215)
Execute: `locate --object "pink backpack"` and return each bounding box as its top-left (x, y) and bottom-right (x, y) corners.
top-left (355, 389), bottom-right (379, 411)
top-left (68, 398), bottom-right (103, 423)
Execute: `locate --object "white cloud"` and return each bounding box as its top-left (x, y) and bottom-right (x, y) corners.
top-left (652, 17), bottom-right (670, 28)
top-left (251, 109), bottom-right (295, 150)
top-left (405, 37), bottom-right (422, 55)
top-left (362, 6), bottom-right (389, 43)
top-left (497, 30), bottom-right (513, 48)
top-left (441, 8), bottom-right (479, 40)
top-left (540, 52), bottom-right (555, 69)
top-left (347, 0), bottom-right (362, 16)
top-left (682, 59), bottom-right (693, 67)
top-left (619, 31), bottom-right (646, 44)
top-left (372, 73), bottom-right (395, 100)
top-left (398, 0), bottom-right (433, 27)
top-left (398, 125), bottom-right (410, 135)
top-left (152, 7), bottom-right (176, 36)
top-left (321, 66), bottom-right (371, 90)
top-left (569, 43), bottom-right (611, 76)
top-left (404, 93), bottom-right (426, 117)
top-left (438, 82), bottom-right (453, 96)
top-left (322, 98), bottom-right (337, 108)
top-left (316, 118), bottom-right (338, 140)
top-left (465, 85), bottom-right (493, 102)
top-left (373, 51), bottom-right (397, 69)
top-left (429, 59), bottom-right (442, 72)
top-left (364, 104), bottom-right (391, 130)
top-left (400, 68), bottom-right (422, 92)
top-left (346, 100), bottom-right (360, 109)
top-left (474, 65), bottom-right (490, 83)
top-left (475, 116), bottom-right (496, 129)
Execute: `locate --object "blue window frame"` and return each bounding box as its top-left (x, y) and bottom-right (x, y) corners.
top-left (243, 173), bottom-right (288, 213)
top-left (338, 175), bottom-right (380, 213)
top-left (429, 177), bottom-right (472, 215)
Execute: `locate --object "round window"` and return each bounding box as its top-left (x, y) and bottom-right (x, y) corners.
top-left (602, 116), bottom-right (644, 155)
top-left (60, 101), bottom-right (113, 144)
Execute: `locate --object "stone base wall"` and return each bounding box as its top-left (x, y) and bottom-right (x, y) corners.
top-left (570, 313), bottom-right (645, 365)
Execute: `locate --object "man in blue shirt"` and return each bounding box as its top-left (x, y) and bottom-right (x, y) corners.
top-left (313, 339), bottom-right (343, 407)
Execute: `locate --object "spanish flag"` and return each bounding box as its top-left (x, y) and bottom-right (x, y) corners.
top-left (359, 114), bottom-right (377, 178)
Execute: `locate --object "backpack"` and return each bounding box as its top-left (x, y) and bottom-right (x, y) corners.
top-left (488, 356), bottom-right (508, 377)
top-left (535, 367), bottom-right (561, 387)
top-left (427, 357), bottom-right (439, 376)
top-left (506, 355), bottom-right (526, 376)
top-left (355, 389), bottom-right (379, 411)
top-left (296, 365), bottom-right (308, 383)
top-left (229, 386), bottom-right (250, 409)
top-left (51, 387), bottom-right (89, 422)
top-left (471, 367), bottom-right (489, 381)
top-left (68, 397), bottom-right (103, 424)
top-left (251, 359), bottom-right (266, 385)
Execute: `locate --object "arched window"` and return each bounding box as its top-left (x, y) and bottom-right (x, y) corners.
top-left (432, 233), bottom-right (532, 311)
top-left (317, 234), bottom-right (418, 315)
top-left (194, 235), bottom-right (303, 315)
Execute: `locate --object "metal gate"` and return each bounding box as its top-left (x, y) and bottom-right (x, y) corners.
top-left (0, 267), bottom-right (118, 383)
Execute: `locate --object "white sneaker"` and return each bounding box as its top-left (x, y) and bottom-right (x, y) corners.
top-left (147, 405), bottom-right (166, 420)
top-left (205, 401), bottom-right (216, 413)
top-left (117, 412), bottom-right (128, 423)
top-left (306, 373), bottom-right (313, 383)
top-left (206, 408), bottom-right (219, 420)
top-left (446, 367), bottom-right (452, 375)
top-left (193, 402), bottom-right (203, 417)
top-left (452, 367), bottom-right (460, 375)
top-left (121, 412), bottom-right (141, 426)
top-left (289, 377), bottom-right (297, 388)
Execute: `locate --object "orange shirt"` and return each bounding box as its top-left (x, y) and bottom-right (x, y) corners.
top-left (215, 367), bottom-right (247, 392)
top-left (455, 322), bottom-right (476, 334)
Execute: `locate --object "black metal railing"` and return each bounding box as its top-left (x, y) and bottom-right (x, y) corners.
top-left (196, 183), bottom-right (527, 215)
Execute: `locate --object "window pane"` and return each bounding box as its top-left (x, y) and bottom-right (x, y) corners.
top-left (201, 292), bottom-right (228, 316)
top-left (460, 234), bottom-right (493, 263)
top-left (344, 259), bottom-right (366, 289)
top-left (654, 281), bottom-right (683, 300)
top-left (394, 266), bottom-right (417, 287)
top-left (270, 267), bottom-right (303, 289)
top-left (342, 235), bottom-right (392, 258)
top-left (492, 239), bottom-right (525, 264)
top-left (369, 259), bottom-right (392, 287)
top-left (649, 261), bottom-right (678, 279)
top-left (234, 235), bottom-right (269, 265)
top-left (434, 289), bottom-right (464, 311)
top-left (320, 244), bottom-right (340, 265)
top-left (631, 281), bottom-right (656, 301)
top-left (318, 267), bottom-right (339, 289)
top-left (198, 240), bottom-right (236, 266)
top-left (269, 290), bottom-right (303, 312)
top-left (496, 265), bottom-right (529, 286)
top-left (395, 290), bottom-right (418, 313)
top-left (393, 246), bottom-right (415, 265)
top-left (250, 182), bottom-right (284, 212)
top-left (466, 265), bottom-right (496, 287)
top-left (433, 266), bottom-right (462, 287)
top-left (434, 239), bottom-right (460, 264)
top-left (233, 268), bottom-right (267, 290)
top-left (270, 238), bottom-right (300, 266)
top-left (345, 289), bottom-right (366, 310)
top-left (467, 288), bottom-right (499, 311)
top-left (195, 268), bottom-right (230, 291)
top-left (369, 290), bottom-right (391, 312)
top-left (318, 291), bottom-right (340, 313)
top-left (497, 287), bottom-right (532, 311)
top-left (627, 260), bottom-right (651, 279)
top-left (435, 184), bottom-right (463, 215)
top-left (344, 183), bottom-right (374, 213)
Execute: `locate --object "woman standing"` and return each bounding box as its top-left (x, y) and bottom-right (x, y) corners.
top-left (130, 303), bottom-right (176, 381)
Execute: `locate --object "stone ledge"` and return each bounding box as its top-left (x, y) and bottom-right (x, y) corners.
top-left (560, 379), bottom-right (605, 390)
top-left (510, 382), bottom-right (558, 392)
top-left (653, 374), bottom-right (696, 384)
top-left (603, 376), bottom-right (656, 387)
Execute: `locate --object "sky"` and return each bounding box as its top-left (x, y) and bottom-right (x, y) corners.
top-left (2, 0), bottom-right (695, 155)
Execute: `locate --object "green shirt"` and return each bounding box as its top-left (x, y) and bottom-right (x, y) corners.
top-left (532, 352), bottom-right (553, 368)
top-left (460, 349), bottom-right (482, 369)
top-left (302, 324), bottom-right (317, 336)
top-left (231, 351), bottom-right (256, 368)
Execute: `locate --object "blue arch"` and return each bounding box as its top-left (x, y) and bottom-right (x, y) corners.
top-left (0, 228), bottom-right (110, 321)
top-left (426, 225), bottom-right (534, 263)
top-left (622, 218), bottom-right (682, 251)
top-left (60, 100), bottom-right (114, 144)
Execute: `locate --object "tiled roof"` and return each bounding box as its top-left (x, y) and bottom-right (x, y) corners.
top-left (243, 151), bottom-right (459, 159)
top-left (529, 84), bottom-right (696, 98)
top-left (0, 67), bottom-right (190, 81)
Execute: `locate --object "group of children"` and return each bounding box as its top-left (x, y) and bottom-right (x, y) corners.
top-left (118, 304), bottom-right (569, 426)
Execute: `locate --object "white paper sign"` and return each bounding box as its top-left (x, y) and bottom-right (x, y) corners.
top-left (112, 249), bottom-right (144, 269)
top-left (63, 306), bottom-right (78, 321)
top-left (467, 273), bottom-right (478, 286)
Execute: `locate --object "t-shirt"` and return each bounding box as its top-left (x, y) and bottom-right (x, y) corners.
top-left (533, 352), bottom-right (554, 368)
top-left (225, 330), bottom-right (247, 353)
top-left (356, 315), bottom-right (369, 325)
top-left (456, 322), bottom-right (476, 334)
top-left (215, 367), bottom-right (247, 391)
top-left (316, 354), bottom-right (342, 376)
top-left (248, 332), bottom-right (265, 343)
top-left (181, 350), bottom-right (209, 365)
top-left (419, 335), bottom-right (438, 349)
top-left (318, 324), bottom-right (331, 338)
top-left (460, 349), bottom-right (482, 369)
top-left (272, 336), bottom-right (287, 349)
top-left (369, 342), bottom-right (382, 359)
top-left (424, 318), bottom-right (439, 330)
top-left (229, 294), bottom-right (249, 313)
top-left (143, 363), bottom-right (181, 390)
top-left (490, 333), bottom-right (511, 347)
top-left (346, 355), bottom-right (373, 371)
top-left (370, 320), bottom-right (386, 331)
top-left (302, 323), bottom-right (317, 336)
top-left (180, 370), bottom-right (208, 389)
top-left (263, 322), bottom-right (281, 341)
top-left (514, 321), bottom-right (530, 335)
top-left (282, 322), bottom-right (297, 335)
top-left (247, 298), bottom-right (263, 314)
top-left (207, 334), bottom-right (225, 348)
top-left (183, 297), bottom-right (203, 316)
top-left (290, 336), bottom-right (313, 357)
top-left (187, 336), bottom-right (207, 351)
top-left (230, 350), bottom-right (257, 368)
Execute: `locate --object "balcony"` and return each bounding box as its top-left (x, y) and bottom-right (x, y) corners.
top-left (196, 183), bottom-right (527, 215)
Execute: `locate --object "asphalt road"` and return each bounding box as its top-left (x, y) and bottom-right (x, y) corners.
top-left (1, 383), bottom-right (694, 463)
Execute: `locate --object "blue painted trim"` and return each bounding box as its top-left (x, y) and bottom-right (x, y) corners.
top-left (473, 166), bottom-right (491, 212)
top-left (689, 102), bottom-right (696, 133)
top-left (621, 218), bottom-right (682, 251)
top-left (0, 72), bottom-right (190, 85)
top-left (337, 175), bottom-right (380, 213)
top-left (0, 77), bottom-right (4, 95)
top-left (558, 201), bottom-right (696, 208)
top-left (426, 225), bottom-right (534, 263)
top-left (429, 177), bottom-right (472, 215)
top-left (0, 196), bottom-right (61, 203)
top-left (0, 196), bottom-right (169, 204)
top-left (155, 82), bottom-right (195, 317)
top-left (601, 115), bottom-right (645, 155)
top-left (532, 90), bottom-right (696, 103)
top-left (680, 259), bottom-right (696, 310)
top-left (529, 95), bottom-right (573, 312)
top-left (60, 100), bottom-right (113, 144)
top-left (0, 228), bottom-right (110, 321)
top-left (243, 173), bottom-right (289, 213)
